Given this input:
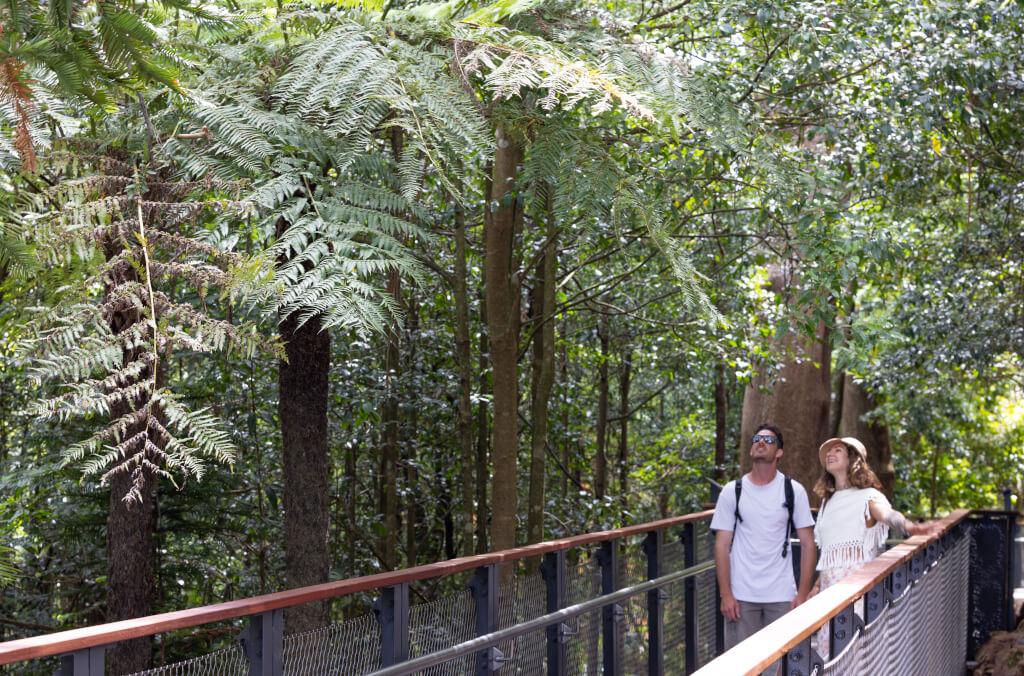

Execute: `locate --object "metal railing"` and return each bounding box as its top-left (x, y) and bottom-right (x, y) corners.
top-left (0, 511), bottom-right (722, 675)
top-left (694, 509), bottom-right (1020, 676)
top-left (0, 508), bottom-right (1018, 676)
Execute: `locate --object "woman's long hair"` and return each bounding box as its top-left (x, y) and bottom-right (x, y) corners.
top-left (813, 445), bottom-right (883, 500)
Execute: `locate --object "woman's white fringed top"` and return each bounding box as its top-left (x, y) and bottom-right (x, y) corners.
top-left (814, 487), bottom-right (890, 575)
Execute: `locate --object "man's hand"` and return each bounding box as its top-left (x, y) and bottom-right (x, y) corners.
top-left (721, 593), bottom-right (741, 621)
top-left (791, 591), bottom-right (808, 609)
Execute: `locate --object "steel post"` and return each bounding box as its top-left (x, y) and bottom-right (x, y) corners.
top-left (239, 609), bottom-right (284, 676)
top-left (864, 578), bottom-right (891, 624)
top-left (782, 636), bottom-right (822, 676)
top-left (681, 522), bottom-right (698, 673)
top-left (376, 583), bottom-right (410, 668)
top-left (891, 562), bottom-right (908, 599)
top-left (598, 539), bottom-right (621, 675)
top-left (643, 530), bottom-right (664, 676)
top-left (55, 647), bottom-right (105, 676)
top-left (471, 565), bottom-right (501, 675)
top-left (829, 602), bottom-right (863, 658)
top-left (542, 551), bottom-right (568, 676)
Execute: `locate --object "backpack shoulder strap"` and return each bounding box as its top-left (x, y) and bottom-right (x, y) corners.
top-left (781, 475), bottom-right (795, 558)
top-left (733, 479), bottom-right (743, 530)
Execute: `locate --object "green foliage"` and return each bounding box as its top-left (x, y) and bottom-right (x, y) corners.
top-left (22, 152), bottom-right (270, 503)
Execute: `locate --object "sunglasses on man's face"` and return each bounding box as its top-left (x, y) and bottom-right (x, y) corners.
top-left (751, 434), bottom-right (778, 445)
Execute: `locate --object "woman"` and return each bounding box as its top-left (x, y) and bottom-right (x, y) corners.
top-left (813, 437), bottom-right (935, 657)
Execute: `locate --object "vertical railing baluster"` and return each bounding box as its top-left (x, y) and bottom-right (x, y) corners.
top-left (376, 584), bottom-right (410, 669)
top-left (891, 562), bottom-right (908, 599)
top-left (828, 602), bottom-right (863, 658)
top-left (911, 551), bottom-right (925, 583)
top-left (240, 609), bottom-right (284, 676)
top-left (56, 646), bottom-right (106, 676)
top-left (644, 530), bottom-right (664, 676)
top-left (681, 522), bottom-right (698, 672)
top-left (471, 564), bottom-right (501, 675)
top-left (543, 551), bottom-right (567, 676)
top-left (783, 636), bottom-right (822, 676)
top-left (864, 578), bottom-right (891, 624)
top-left (598, 539), bottom-right (621, 675)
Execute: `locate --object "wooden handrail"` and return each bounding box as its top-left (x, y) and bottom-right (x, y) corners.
top-left (0, 509), bottom-right (713, 665)
top-left (692, 508), bottom-right (972, 676)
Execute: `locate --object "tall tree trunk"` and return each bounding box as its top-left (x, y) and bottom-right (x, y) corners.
top-left (829, 369), bottom-right (845, 438)
top-left (559, 317), bottom-right (570, 502)
top-left (617, 349), bottom-right (632, 496)
top-left (839, 375), bottom-right (895, 498)
top-left (345, 430), bottom-right (358, 569)
top-left (594, 310), bottom-right (610, 501)
top-left (713, 361), bottom-right (728, 490)
top-left (106, 472), bottom-right (157, 673)
top-left (104, 221), bottom-right (156, 674)
top-left (739, 265), bottom-right (831, 505)
top-left (279, 313), bottom-right (331, 633)
top-left (475, 298), bottom-right (490, 554)
top-left (405, 292), bottom-right (421, 567)
top-left (380, 270), bottom-right (401, 569)
top-left (453, 203), bottom-right (476, 556)
top-left (484, 126), bottom-right (523, 554)
top-left (526, 210), bottom-right (556, 545)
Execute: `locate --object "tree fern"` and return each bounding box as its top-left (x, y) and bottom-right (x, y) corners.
top-left (24, 151), bottom-right (271, 503)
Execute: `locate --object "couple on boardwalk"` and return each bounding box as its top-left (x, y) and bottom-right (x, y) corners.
top-left (711, 424), bottom-right (936, 666)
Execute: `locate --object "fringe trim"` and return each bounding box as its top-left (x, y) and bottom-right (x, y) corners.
top-left (818, 530), bottom-right (889, 571)
top-left (819, 541), bottom-right (865, 571)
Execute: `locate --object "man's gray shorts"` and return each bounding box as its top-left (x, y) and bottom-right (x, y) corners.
top-left (725, 600), bottom-right (790, 674)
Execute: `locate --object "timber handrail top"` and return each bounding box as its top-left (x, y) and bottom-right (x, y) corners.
top-left (0, 509), bottom-right (713, 665)
top-left (692, 508), bottom-right (972, 676)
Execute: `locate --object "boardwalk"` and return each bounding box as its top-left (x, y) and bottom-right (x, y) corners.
top-left (0, 509), bottom-right (1018, 675)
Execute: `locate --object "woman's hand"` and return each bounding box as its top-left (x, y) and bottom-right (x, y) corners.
top-left (906, 520), bottom-right (942, 537)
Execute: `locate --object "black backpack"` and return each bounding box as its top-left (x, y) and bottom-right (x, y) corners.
top-left (733, 475), bottom-right (796, 558)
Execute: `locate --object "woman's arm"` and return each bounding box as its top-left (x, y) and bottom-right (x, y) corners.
top-left (866, 499), bottom-right (936, 536)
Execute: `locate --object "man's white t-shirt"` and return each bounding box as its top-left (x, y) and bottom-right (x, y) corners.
top-left (710, 472), bottom-right (814, 603)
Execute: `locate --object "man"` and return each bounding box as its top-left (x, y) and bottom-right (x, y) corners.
top-left (711, 423), bottom-right (816, 663)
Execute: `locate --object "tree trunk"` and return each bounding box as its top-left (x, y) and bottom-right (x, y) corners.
top-left (380, 270), bottom-right (401, 570)
top-left (279, 313), bottom-right (331, 633)
top-left (104, 223), bottom-right (157, 674)
top-left (559, 317), bottom-right (570, 502)
top-left (453, 203), bottom-right (476, 556)
top-left (345, 430), bottom-right (358, 569)
top-left (106, 471), bottom-right (157, 673)
top-left (839, 375), bottom-right (895, 498)
top-left (739, 266), bottom-right (831, 505)
top-left (829, 369), bottom-right (845, 438)
top-left (526, 212), bottom-right (556, 545)
top-left (484, 126), bottom-right (523, 554)
top-left (594, 311), bottom-right (610, 501)
top-left (617, 350), bottom-right (631, 496)
top-left (713, 361), bottom-right (728, 490)
top-left (475, 300), bottom-right (490, 555)
top-left (405, 292), bottom-right (420, 567)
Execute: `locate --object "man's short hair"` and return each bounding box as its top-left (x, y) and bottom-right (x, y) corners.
top-left (755, 422), bottom-right (784, 448)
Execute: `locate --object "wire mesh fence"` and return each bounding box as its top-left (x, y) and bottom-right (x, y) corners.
top-left (132, 645), bottom-right (249, 676)
top-left (407, 589), bottom-right (475, 675)
top-left (565, 550), bottom-right (601, 675)
top-left (100, 519), bottom-right (728, 676)
top-left (822, 533), bottom-right (969, 676)
top-left (282, 610), bottom-right (381, 676)
top-left (495, 571), bottom-right (546, 674)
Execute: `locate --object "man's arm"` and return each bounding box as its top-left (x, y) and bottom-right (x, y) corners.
top-left (793, 526), bottom-right (816, 608)
top-left (714, 529), bottom-right (741, 621)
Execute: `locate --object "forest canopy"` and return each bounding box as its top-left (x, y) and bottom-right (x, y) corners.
top-left (0, 0), bottom-right (1021, 670)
